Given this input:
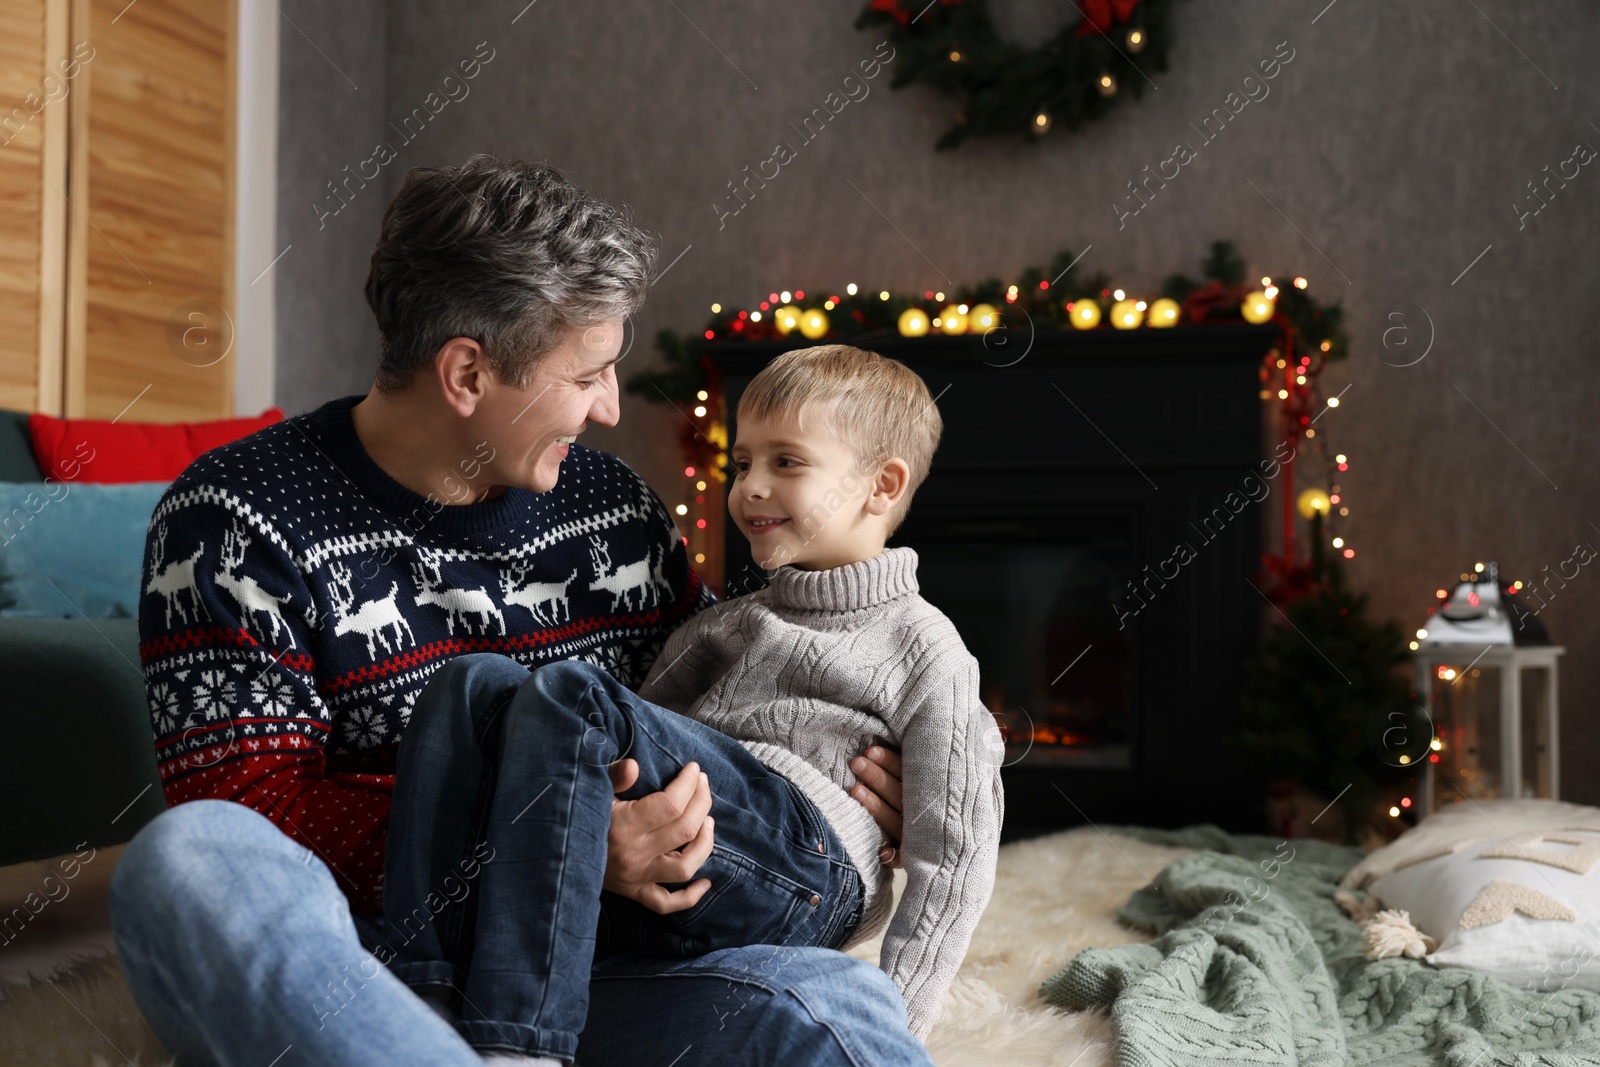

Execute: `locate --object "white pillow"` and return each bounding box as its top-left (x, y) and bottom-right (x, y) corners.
top-left (1364, 800), bottom-right (1600, 991)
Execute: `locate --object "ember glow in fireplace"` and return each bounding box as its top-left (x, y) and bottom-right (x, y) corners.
top-left (704, 324), bottom-right (1278, 834)
top-left (908, 520), bottom-right (1134, 769)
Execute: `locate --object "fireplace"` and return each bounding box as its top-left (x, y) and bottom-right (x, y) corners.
top-left (702, 323), bottom-right (1279, 836)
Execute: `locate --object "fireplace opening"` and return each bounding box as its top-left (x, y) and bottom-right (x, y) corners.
top-left (899, 513), bottom-right (1135, 770)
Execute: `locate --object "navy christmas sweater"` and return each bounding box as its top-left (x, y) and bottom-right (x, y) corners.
top-left (137, 394), bottom-right (715, 912)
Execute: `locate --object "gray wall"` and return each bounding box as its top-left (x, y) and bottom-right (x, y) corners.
top-left (277, 1), bottom-right (1600, 805)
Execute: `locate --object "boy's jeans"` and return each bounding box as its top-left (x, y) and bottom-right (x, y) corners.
top-left (378, 654), bottom-right (868, 1060)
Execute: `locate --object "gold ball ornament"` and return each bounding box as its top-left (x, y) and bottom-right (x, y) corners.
top-left (1109, 299), bottom-right (1143, 329)
top-left (797, 308), bottom-right (829, 339)
top-left (1146, 297), bottom-right (1180, 327)
top-left (1069, 300), bottom-right (1102, 329)
top-left (1296, 488), bottom-right (1332, 520)
top-left (1241, 290), bottom-right (1276, 324)
top-left (897, 307), bottom-right (931, 337)
top-left (773, 305), bottom-right (802, 335)
top-left (938, 305), bottom-right (968, 335)
top-left (968, 303), bottom-right (1000, 333)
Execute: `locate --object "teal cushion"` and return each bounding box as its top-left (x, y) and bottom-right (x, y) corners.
top-left (0, 481), bottom-right (169, 618)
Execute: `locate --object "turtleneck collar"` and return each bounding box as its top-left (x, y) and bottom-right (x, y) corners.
top-left (763, 546), bottom-right (919, 613)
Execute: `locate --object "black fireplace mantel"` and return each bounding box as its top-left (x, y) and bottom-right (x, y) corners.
top-left (701, 323), bottom-right (1282, 835)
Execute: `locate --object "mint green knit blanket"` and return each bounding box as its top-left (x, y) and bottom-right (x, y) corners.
top-left (1039, 826), bottom-right (1600, 1066)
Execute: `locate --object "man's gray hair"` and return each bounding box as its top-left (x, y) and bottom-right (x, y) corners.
top-left (365, 154), bottom-right (659, 392)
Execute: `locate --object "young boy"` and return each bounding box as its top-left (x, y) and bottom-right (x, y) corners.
top-left (380, 344), bottom-right (1004, 1062)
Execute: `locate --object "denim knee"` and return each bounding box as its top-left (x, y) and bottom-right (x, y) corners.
top-left (110, 800), bottom-right (279, 938)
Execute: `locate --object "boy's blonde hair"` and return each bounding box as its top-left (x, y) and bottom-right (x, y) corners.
top-left (737, 344), bottom-right (942, 537)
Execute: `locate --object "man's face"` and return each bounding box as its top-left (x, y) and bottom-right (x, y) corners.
top-left (476, 320), bottom-right (625, 493)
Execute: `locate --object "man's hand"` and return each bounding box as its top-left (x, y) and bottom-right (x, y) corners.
top-left (603, 758), bottom-right (715, 914)
top-left (849, 745), bottom-right (905, 869)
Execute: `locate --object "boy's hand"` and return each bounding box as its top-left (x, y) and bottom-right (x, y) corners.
top-left (850, 745), bottom-right (905, 869)
top-left (604, 758), bottom-right (715, 914)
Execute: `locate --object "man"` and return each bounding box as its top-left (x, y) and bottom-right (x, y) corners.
top-left (110, 155), bottom-right (925, 1066)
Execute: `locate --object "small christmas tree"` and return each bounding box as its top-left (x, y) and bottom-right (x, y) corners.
top-left (1233, 513), bottom-right (1429, 843)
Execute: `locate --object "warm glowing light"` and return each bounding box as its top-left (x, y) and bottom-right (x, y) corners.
top-left (780, 290), bottom-right (791, 303)
top-left (938, 305), bottom-right (968, 335)
top-left (824, 300), bottom-right (835, 310)
top-left (1147, 297), bottom-right (1180, 327)
top-left (1514, 580), bottom-right (1523, 590)
top-left (1409, 640), bottom-right (1420, 650)
top-left (897, 307), bottom-right (931, 337)
top-left (1444, 668), bottom-right (1458, 680)
top-left (969, 304), bottom-right (1000, 332)
top-left (1241, 291), bottom-right (1275, 324)
top-left (710, 303), bottom-right (721, 313)
top-left (1417, 628), bottom-right (1428, 639)
top-left (1327, 397), bottom-right (1340, 408)
top-left (1343, 548), bottom-right (1355, 558)
top-left (1265, 285), bottom-right (1279, 300)
top-left (798, 308), bottom-right (829, 339)
top-left (1261, 277), bottom-right (1272, 287)
top-left (1389, 806), bottom-right (1401, 816)
top-left (750, 311), bottom-right (762, 322)
top-left (1113, 289), bottom-right (1126, 301)
top-left (1278, 389), bottom-right (1289, 399)
top-left (1320, 340), bottom-right (1332, 352)
top-left (1296, 488), bottom-right (1331, 519)
top-left (1430, 737), bottom-right (1443, 751)
top-left (693, 405), bottom-right (707, 417)
top-left (1069, 300), bottom-right (1102, 329)
top-left (696, 390), bottom-right (708, 401)
top-left (1294, 277), bottom-right (1308, 289)
top-left (1474, 562), bottom-right (1485, 573)
top-left (774, 305), bottom-right (802, 334)
top-left (957, 303), bottom-right (969, 314)
top-left (1296, 375), bottom-right (1307, 385)
top-left (879, 290), bottom-right (890, 301)
top-left (696, 480), bottom-right (706, 490)
top-left (1332, 537), bottom-right (1345, 548)
top-left (949, 49), bottom-right (961, 61)
top-left (1401, 797), bottom-right (1412, 808)
top-left (1335, 454), bottom-right (1347, 464)
top-left (1110, 299), bottom-right (1143, 329)
top-left (674, 504), bottom-right (688, 515)
top-left (846, 282), bottom-right (858, 295)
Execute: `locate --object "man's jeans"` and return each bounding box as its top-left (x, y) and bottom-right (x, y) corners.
top-left (379, 655), bottom-right (866, 1059)
top-left (109, 678), bottom-right (928, 1067)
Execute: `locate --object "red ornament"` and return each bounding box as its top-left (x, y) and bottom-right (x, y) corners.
top-left (1075, 0), bottom-right (1139, 37)
top-left (867, 0), bottom-right (961, 27)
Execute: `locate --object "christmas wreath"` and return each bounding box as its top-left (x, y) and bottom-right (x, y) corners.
top-left (856, 0), bottom-right (1184, 149)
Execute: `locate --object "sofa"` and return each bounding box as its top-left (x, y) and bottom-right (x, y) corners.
top-left (0, 408), bottom-right (166, 868)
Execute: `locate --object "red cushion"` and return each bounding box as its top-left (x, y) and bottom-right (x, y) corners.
top-left (28, 407), bottom-right (284, 483)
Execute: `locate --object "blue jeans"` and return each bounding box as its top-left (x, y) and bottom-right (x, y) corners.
top-left (379, 655), bottom-right (866, 1058)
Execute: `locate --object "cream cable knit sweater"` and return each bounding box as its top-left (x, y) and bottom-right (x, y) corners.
top-left (637, 546), bottom-right (1005, 1039)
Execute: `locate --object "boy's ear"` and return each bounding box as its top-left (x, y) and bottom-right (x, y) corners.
top-left (864, 458), bottom-right (911, 517)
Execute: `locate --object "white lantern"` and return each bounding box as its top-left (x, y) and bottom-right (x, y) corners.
top-left (1415, 562), bottom-right (1564, 813)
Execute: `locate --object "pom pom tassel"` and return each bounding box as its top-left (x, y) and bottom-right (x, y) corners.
top-left (1361, 908), bottom-right (1438, 960)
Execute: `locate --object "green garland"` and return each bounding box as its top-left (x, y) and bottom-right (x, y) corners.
top-left (625, 241), bottom-right (1346, 411)
top-left (855, 0), bottom-right (1183, 150)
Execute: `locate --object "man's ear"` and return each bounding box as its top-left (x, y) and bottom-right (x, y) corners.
top-left (863, 458), bottom-right (911, 518)
top-left (434, 337), bottom-right (491, 417)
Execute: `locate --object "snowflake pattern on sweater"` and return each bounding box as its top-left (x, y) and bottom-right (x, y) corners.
top-left (137, 394), bottom-right (715, 914)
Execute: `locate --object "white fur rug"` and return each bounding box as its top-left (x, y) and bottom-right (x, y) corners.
top-left (0, 829), bottom-right (1193, 1066)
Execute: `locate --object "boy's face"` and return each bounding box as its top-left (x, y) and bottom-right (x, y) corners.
top-left (728, 404), bottom-right (886, 571)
